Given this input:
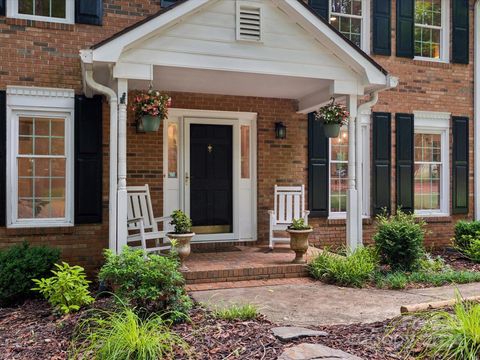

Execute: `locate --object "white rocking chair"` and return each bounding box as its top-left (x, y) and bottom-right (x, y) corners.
top-left (127, 185), bottom-right (171, 255)
top-left (268, 185), bottom-right (310, 249)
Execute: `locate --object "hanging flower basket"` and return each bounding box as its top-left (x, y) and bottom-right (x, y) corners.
top-left (132, 90), bottom-right (171, 133)
top-left (314, 98), bottom-right (349, 138)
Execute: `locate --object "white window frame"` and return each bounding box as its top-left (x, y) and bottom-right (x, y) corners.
top-left (6, 86), bottom-right (75, 228)
top-left (328, 121), bottom-right (370, 219)
top-left (328, 0), bottom-right (371, 54)
top-left (7, 0), bottom-right (74, 24)
top-left (413, 111), bottom-right (450, 217)
top-left (413, 0), bottom-right (450, 63)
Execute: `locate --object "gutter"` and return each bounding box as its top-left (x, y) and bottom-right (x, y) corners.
top-left (84, 70), bottom-right (119, 253)
top-left (475, 1), bottom-right (480, 220)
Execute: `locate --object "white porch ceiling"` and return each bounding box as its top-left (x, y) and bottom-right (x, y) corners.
top-left (128, 66), bottom-right (331, 100)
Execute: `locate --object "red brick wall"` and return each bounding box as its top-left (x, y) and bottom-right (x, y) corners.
top-left (0, 0), bottom-right (476, 271)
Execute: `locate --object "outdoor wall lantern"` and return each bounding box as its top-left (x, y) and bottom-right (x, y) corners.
top-left (275, 122), bottom-right (287, 139)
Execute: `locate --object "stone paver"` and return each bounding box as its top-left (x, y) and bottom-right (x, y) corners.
top-left (279, 343), bottom-right (363, 360)
top-left (192, 281), bottom-right (480, 326)
top-left (272, 326), bottom-right (328, 341)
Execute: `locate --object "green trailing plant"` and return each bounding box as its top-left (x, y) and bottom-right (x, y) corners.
top-left (309, 247), bottom-right (378, 288)
top-left (32, 262), bottom-right (94, 314)
top-left (0, 242), bottom-right (60, 306)
top-left (314, 97), bottom-right (349, 126)
top-left (374, 209), bottom-right (426, 271)
top-left (169, 210), bottom-right (193, 234)
top-left (213, 303), bottom-right (258, 321)
top-left (98, 247), bottom-right (192, 318)
top-left (288, 218), bottom-right (312, 231)
top-left (70, 305), bottom-right (189, 360)
top-left (401, 292), bottom-right (480, 360)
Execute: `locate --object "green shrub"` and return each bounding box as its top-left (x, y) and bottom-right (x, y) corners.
top-left (419, 253), bottom-right (447, 272)
top-left (169, 210), bottom-right (192, 234)
top-left (70, 305), bottom-right (188, 359)
top-left (374, 209), bottom-right (426, 271)
top-left (309, 247), bottom-right (378, 287)
top-left (213, 303), bottom-right (258, 321)
top-left (32, 262), bottom-right (94, 314)
top-left (288, 218), bottom-right (311, 230)
top-left (98, 247), bottom-right (192, 318)
top-left (376, 269), bottom-right (480, 289)
top-left (403, 293), bottom-right (480, 360)
top-left (375, 271), bottom-right (408, 289)
top-left (0, 242), bottom-right (60, 306)
top-left (454, 220), bottom-right (480, 249)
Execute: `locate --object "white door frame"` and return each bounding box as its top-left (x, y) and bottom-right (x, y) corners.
top-left (163, 108), bottom-right (257, 243)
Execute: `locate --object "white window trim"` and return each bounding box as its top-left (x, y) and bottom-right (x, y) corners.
top-left (413, 111), bottom-right (450, 217)
top-left (328, 120), bottom-right (370, 220)
top-left (413, 0), bottom-right (450, 63)
top-left (7, 0), bottom-right (74, 24)
top-left (235, 0), bottom-right (264, 43)
top-left (6, 86), bottom-right (75, 228)
top-left (328, 0), bottom-right (371, 54)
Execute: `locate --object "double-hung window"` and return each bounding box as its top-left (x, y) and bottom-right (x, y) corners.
top-left (413, 112), bottom-right (450, 216)
top-left (8, 0), bottom-right (74, 24)
top-left (6, 87), bottom-right (74, 228)
top-left (414, 0), bottom-right (449, 61)
top-left (329, 0), bottom-right (370, 52)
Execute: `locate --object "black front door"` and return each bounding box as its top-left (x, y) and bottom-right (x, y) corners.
top-left (190, 124), bottom-right (233, 234)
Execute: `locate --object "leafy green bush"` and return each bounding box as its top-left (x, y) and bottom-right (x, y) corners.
top-left (213, 304), bottom-right (258, 321)
top-left (403, 293), bottom-right (480, 360)
top-left (0, 242), bottom-right (60, 306)
top-left (32, 262), bottom-right (94, 314)
top-left (374, 209), bottom-right (426, 271)
top-left (288, 218), bottom-right (311, 230)
top-left (169, 210), bottom-right (192, 234)
top-left (98, 247), bottom-right (192, 318)
top-left (453, 221), bottom-right (480, 263)
top-left (70, 305), bottom-right (188, 359)
top-left (309, 247), bottom-right (378, 287)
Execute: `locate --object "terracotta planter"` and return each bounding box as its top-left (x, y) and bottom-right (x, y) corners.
top-left (287, 228), bottom-right (313, 264)
top-left (167, 232), bottom-right (195, 271)
top-left (139, 115), bottom-right (161, 132)
top-left (323, 123), bottom-right (341, 138)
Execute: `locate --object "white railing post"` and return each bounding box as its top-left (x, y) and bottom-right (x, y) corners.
top-left (346, 94), bottom-right (358, 251)
top-left (117, 79), bottom-right (128, 252)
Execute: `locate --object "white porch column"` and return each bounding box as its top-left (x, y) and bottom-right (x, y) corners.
top-left (117, 79), bottom-right (129, 251)
top-left (346, 95), bottom-right (359, 251)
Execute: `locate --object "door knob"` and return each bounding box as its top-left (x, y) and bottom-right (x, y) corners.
top-left (185, 172), bottom-right (190, 185)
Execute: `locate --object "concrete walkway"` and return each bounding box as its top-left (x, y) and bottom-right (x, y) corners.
top-left (191, 281), bottom-right (480, 326)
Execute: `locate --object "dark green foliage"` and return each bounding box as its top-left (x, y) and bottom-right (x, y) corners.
top-left (169, 210), bottom-right (192, 234)
top-left (0, 242), bottom-right (60, 306)
top-left (374, 209), bottom-right (426, 271)
top-left (288, 218), bottom-right (311, 230)
top-left (453, 221), bottom-right (480, 263)
top-left (98, 247), bottom-right (192, 319)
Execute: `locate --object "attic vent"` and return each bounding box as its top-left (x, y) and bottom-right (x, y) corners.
top-left (236, 2), bottom-right (262, 42)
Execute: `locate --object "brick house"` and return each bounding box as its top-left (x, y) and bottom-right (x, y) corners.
top-left (0, 0), bottom-right (476, 272)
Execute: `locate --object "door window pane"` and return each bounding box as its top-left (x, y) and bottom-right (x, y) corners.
top-left (241, 125), bottom-right (250, 179)
top-left (330, 128), bottom-right (349, 213)
top-left (167, 123), bottom-right (178, 178)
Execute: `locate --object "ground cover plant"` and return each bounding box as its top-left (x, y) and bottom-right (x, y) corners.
top-left (453, 220), bottom-right (480, 263)
top-left (98, 247), bottom-right (192, 319)
top-left (213, 303), bottom-right (258, 321)
top-left (0, 242), bottom-right (60, 306)
top-left (32, 262), bottom-right (94, 314)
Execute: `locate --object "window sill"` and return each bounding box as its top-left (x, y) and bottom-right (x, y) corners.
top-left (414, 213), bottom-right (452, 223)
top-left (5, 225), bottom-right (75, 236)
top-left (412, 57), bottom-right (452, 69)
top-left (4, 16), bottom-right (75, 31)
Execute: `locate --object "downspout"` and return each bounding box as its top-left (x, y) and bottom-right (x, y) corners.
top-left (475, 0), bottom-right (480, 220)
top-left (84, 70), bottom-right (119, 253)
top-left (356, 91), bottom-right (379, 247)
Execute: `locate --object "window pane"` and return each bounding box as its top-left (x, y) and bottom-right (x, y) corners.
top-left (35, 0), bottom-right (50, 17)
top-left (18, 0), bottom-right (34, 14)
top-left (18, 199), bottom-right (33, 218)
top-left (51, 0), bottom-right (66, 18)
top-left (330, 127), bottom-right (349, 213)
top-left (18, 0), bottom-right (66, 19)
top-left (331, 131), bottom-right (348, 161)
top-left (19, 118), bottom-right (33, 135)
top-left (167, 123), bottom-right (178, 178)
top-left (34, 158), bottom-right (50, 177)
top-left (241, 125), bottom-right (250, 179)
top-left (19, 137), bottom-right (33, 155)
top-left (35, 118), bottom-right (50, 136)
top-left (414, 0), bottom-right (442, 59)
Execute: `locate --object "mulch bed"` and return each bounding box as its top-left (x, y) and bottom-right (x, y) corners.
top-left (0, 298), bottom-right (415, 360)
top-left (432, 249), bottom-right (480, 272)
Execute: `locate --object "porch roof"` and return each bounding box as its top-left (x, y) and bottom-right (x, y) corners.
top-left (81, 0), bottom-right (397, 112)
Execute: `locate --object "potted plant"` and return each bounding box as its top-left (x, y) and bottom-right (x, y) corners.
top-left (167, 210), bottom-right (195, 271)
top-left (287, 218), bottom-right (313, 264)
top-left (131, 90), bottom-right (171, 132)
top-left (314, 97), bottom-right (349, 138)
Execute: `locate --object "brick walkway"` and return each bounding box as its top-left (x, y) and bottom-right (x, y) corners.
top-left (182, 245), bottom-right (320, 285)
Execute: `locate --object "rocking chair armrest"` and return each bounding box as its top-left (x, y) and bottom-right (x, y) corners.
top-left (128, 217), bottom-right (144, 224)
top-left (268, 210), bottom-right (275, 216)
top-left (154, 216), bottom-right (172, 224)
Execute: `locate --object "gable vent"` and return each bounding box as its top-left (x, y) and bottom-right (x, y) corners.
top-left (236, 3), bottom-right (262, 42)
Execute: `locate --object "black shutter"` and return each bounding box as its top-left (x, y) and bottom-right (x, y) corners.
top-left (308, 113), bottom-right (329, 217)
top-left (75, 95), bottom-right (103, 224)
top-left (372, 0), bottom-right (391, 55)
top-left (395, 113), bottom-right (414, 213)
top-left (452, 0), bottom-right (469, 64)
top-left (0, 0), bottom-right (5, 16)
top-left (0, 91), bottom-right (5, 227)
top-left (308, 0), bottom-right (329, 20)
top-left (396, 0), bottom-right (414, 58)
top-left (452, 116), bottom-right (469, 214)
top-left (75, 0), bottom-right (103, 26)
top-left (372, 112), bottom-right (391, 215)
